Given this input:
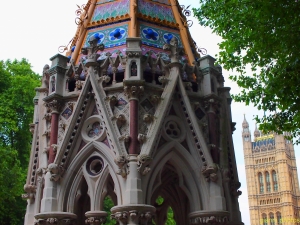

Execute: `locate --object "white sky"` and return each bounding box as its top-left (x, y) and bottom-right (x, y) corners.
top-left (1, 1), bottom-right (299, 225)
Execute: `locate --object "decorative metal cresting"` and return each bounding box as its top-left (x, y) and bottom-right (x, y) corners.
top-left (58, 38), bottom-right (75, 53)
top-left (180, 5), bottom-right (193, 27)
top-left (75, 4), bottom-right (88, 25)
top-left (58, 4), bottom-right (89, 53)
top-left (193, 40), bottom-right (208, 56)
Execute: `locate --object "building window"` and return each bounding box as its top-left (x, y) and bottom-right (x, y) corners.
top-left (272, 171), bottom-right (278, 191)
top-left (276, 212), bottom-right (282, 224)
top-left (259, 172), bottom-right (264, 193)
top-left (266, 171), bottom-right (271, 192)
top-left (270, 213), bottom-right (275, 225)
top-left (262, 213), bottom-right (268, 225)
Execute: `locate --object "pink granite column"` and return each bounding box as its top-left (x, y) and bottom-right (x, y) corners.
top-left (129, 99), bottom-right (140, 155)
top-left (48, 99), bottom-right (61, 164)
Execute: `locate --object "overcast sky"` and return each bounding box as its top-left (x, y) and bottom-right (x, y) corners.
top-left (1, 1), bottom-right (299, 224)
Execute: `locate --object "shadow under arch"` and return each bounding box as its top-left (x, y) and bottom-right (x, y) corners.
top-left (145, 141), bottom-right (207, 216)
top-left (57, 141), bottom-right (122, 212)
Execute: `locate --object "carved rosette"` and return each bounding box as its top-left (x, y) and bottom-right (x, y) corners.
top-left (114, 155), bottom-right (130, 178)
top-left (189, 211), bottom-right (229, 225)
top-left (47, 99), bottom-right (63, 114)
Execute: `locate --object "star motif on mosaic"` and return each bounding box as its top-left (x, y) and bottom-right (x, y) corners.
top-left (109, 28), bottom-right (126, 41)
top-left (143, 28), bottom-right (159, 41)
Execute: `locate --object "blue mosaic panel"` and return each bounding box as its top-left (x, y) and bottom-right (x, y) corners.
top-left (140, 24), bottom-right (182, 48)
top-left (138, 0), bottom-right (175, 23)
top-left (92, 0), bottom-right (130, 22)
top-left (85, 25), bottom-right (128, 48)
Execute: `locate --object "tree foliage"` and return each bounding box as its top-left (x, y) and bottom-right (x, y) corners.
top-left (0, 59), bottom-right (40, 224)
top-left (193, 0), bottom-right (300, 141)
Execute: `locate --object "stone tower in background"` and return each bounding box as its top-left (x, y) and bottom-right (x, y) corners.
top-left (22, 0), bottom-right (244, 224)
top-left (242, 115), bottom-right (300, 225)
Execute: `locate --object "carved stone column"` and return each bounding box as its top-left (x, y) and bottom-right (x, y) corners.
top-left (47, 99), bottom-right (62, 164)
top-left (204, 98), bottom-right (220, 164)
top-left (111, 205), bottom-right (155, 225)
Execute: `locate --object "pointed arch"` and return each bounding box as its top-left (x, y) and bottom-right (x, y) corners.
top-left (144, 141), bottom-right (209, 212)
top-left (258, 172), bottom-right (264, 194)
top-left (57, 141), bottom-right (122, 212)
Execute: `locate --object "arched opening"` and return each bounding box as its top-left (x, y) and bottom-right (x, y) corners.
top-left (74, 177), bottom-right (90, 225)
top-left (258, 172), bottom-right (264, 194)
top-left (272, 170), bottom-right (278, 191)
top-left (151, 163), bottom-right (190, 225)
top-left (276, 212), bottom-right (282, 224)
top-left (262, 213), bottom-right (267, 225)
top-left (265, 171), bottom-right (271, 192)
top-left (269, 212), bottom-right (275, 225)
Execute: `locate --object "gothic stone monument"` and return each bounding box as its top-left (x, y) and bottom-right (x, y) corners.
top-left (23, 0), bottom-right (244, 224)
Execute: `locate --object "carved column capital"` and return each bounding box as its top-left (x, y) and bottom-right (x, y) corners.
top-left (34, 212), bottom-right (77, 225)
top-left (123, 82), bottom-right (145, 100)
top-left (114, 155), bottom-right (130, 178)
top-left (47, 99), bottom-right (63, 114)
top-left (85, 211), bottom-right (107, 225)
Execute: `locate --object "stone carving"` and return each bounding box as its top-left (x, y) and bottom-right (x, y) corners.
top-left (221, 168), bottom-right (231, 183)
top-left (47, 99), bottom-right (63, 114)
top-left (41, 64), bottom-right (50, 89)
top-left (51, 144), bottom-right (58, 153)
top-left (137, 134), bottom-right (147, 144)
top-left (97, 75), bottom-right (111, 85)
top-left (114, 155), bottom-right (129, 178)
top-left (201, 165), bottom-right (218, 182)
top-left (30, 123), bottom-right (35, 134)
top-left (143, 114), bottom-right (154, 123)
top-left (163, 37), bottom-right (184, 63)
top-left (137, 154), bottom-right (152, 175)
top-left (230, 181), bottom-right (242, 197)
top-left (85, 217), bottom-right (106, 225)
top-left (124, 85), bottom-right (144, 99)
top-left (111, 210), bottom-right (154, 225)
top-left (116, 114), bottom-right (126, 128)
top-left (190, 215), bottom-right (229, 225)
top-left (158, 76), bottom-right (169, 86)
top-left (81, 36), bottom-right (105, 67)
top-left (149, 95), bottom-right (161, 105)
top-left (106, 95), bottom-right (118, 110)
top-left (22, 184), bottom-right (36, 203)
top-left (48, 163), bottom-right (64, 182)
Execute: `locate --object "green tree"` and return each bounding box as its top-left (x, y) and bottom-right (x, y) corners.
top-left (193, 0), bottom-right (300, 141)
top-left (0, 59), bottom-right (40, 225)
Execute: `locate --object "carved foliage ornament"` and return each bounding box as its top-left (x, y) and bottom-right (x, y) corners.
top-left (137, 154), bottom-right (152, 175)
top-left (114, 155), bottom-right (129, 178)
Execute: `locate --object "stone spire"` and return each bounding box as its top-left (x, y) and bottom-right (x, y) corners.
top-left (254, 123), bottom-right (260, 138)
top-left (242, 114), bottom-right (251, 142)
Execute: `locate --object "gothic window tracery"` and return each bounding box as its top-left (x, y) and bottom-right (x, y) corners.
top-left (262, 213), bottom-right (267, 225)
top-left (269, 212), bottom-right (275, 225)
top-left (266, 171), bottom-right (271, 192)
top-left (259, 172), bottom-right (264, 194)
top-left (276, 212), bottom-right (282, 224)
top-left (272, 170), bottom-right (278, 192)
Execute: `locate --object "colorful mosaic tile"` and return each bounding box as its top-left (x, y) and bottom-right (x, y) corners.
top-left (116, 97), bottom-right (128, 111)
top-left (140, 24), bottom-right (182, 49)
top-left (85, 24), bottom-right (128, 48)
top-left (138, 0), bottom-right (175, 23)
top-left (61, 107), bottom-right (73, 120)
top-left (92, 0), bottom-right (130, 22)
